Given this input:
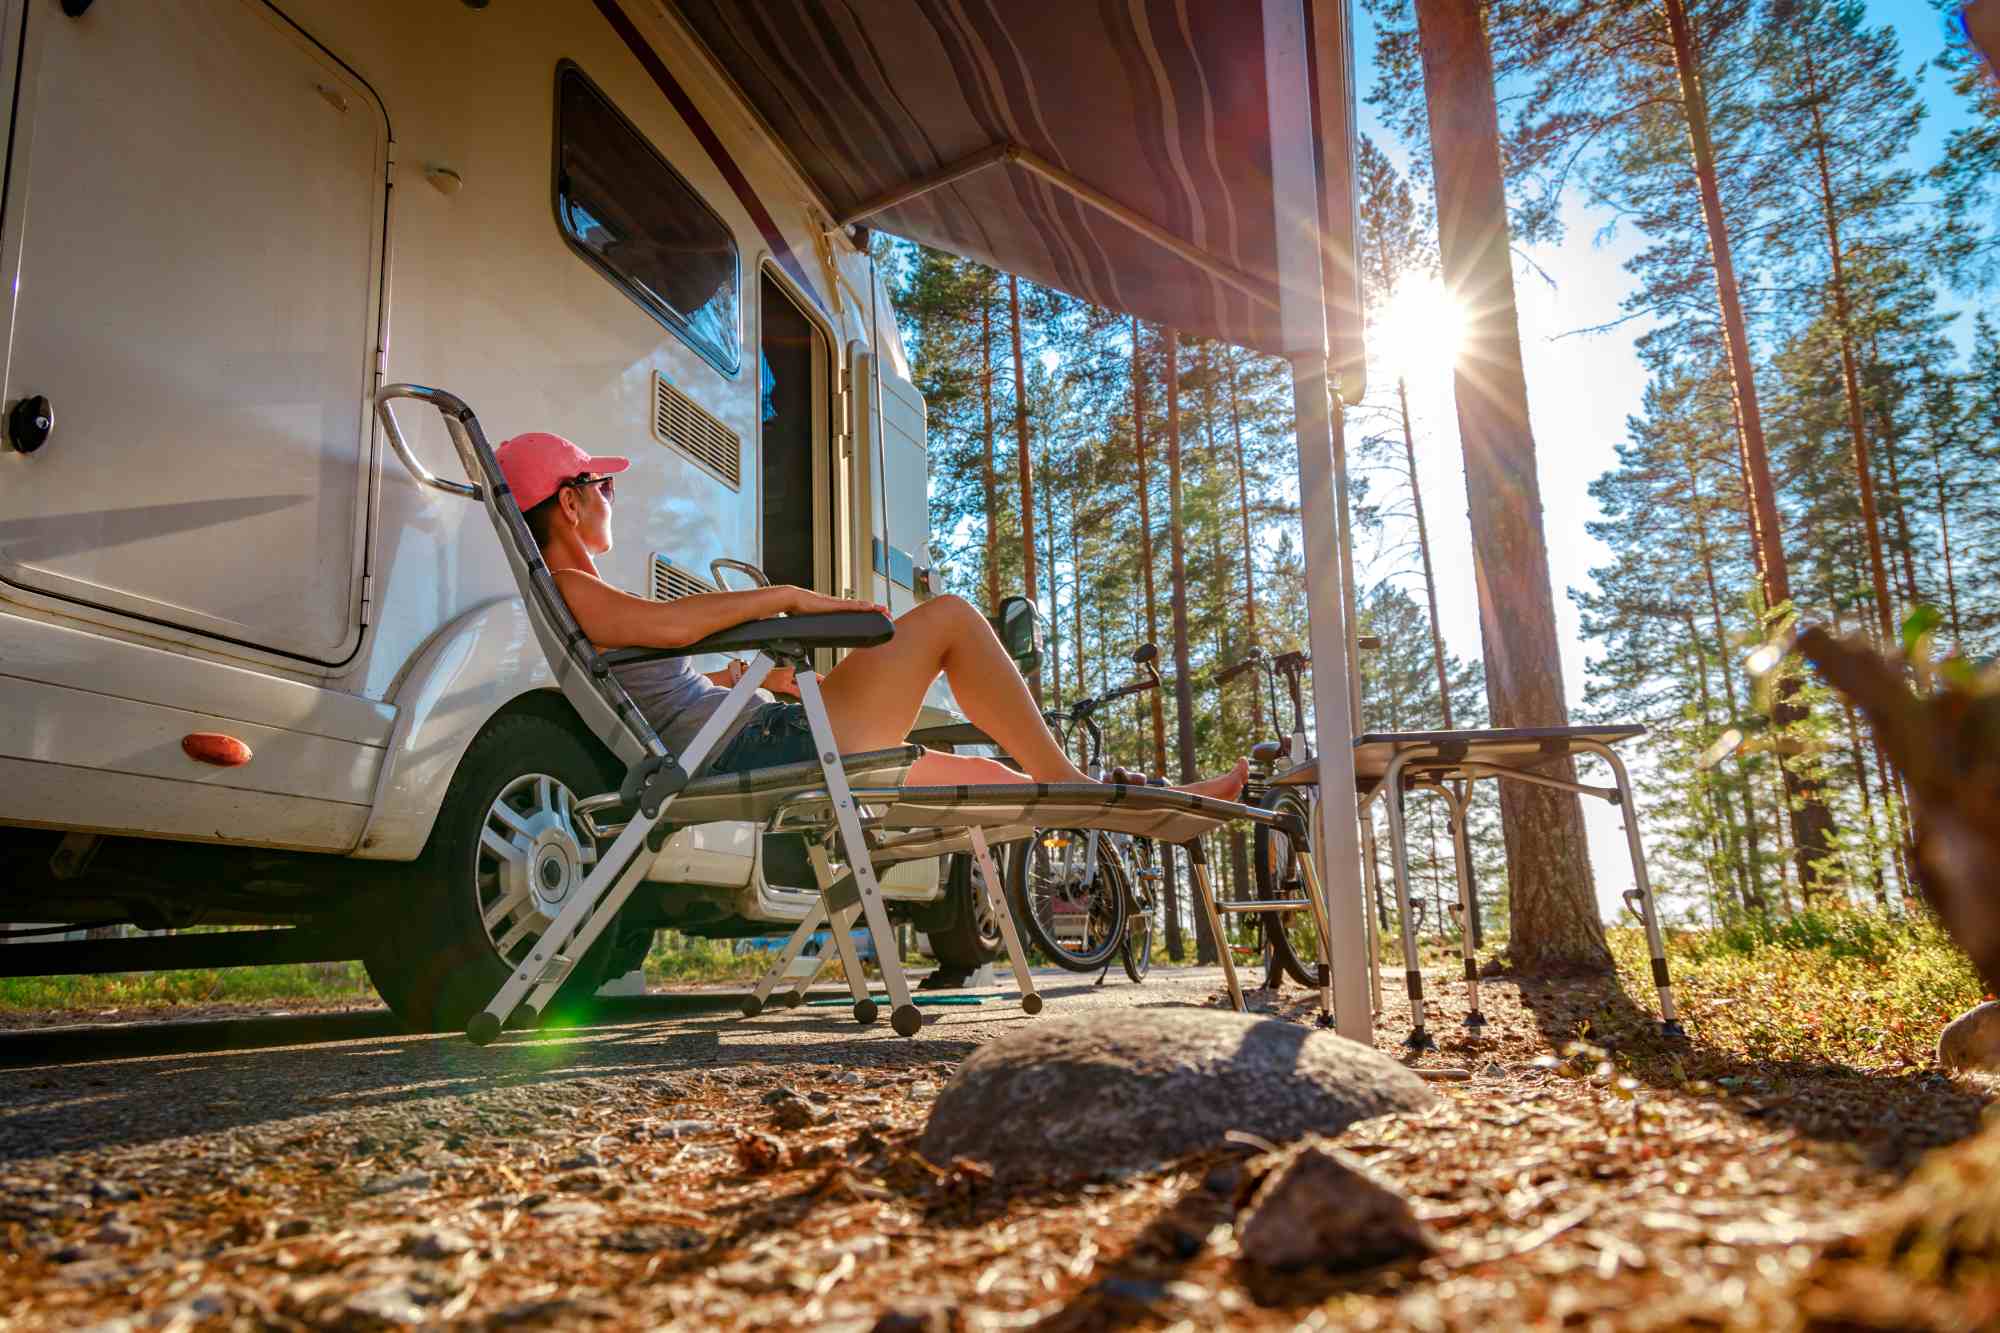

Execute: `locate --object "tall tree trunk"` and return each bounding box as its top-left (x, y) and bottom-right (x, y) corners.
top-left (1131, 319), bottom-right (1170, 781)
top-left (1416, 0), bottom-right (1607, 973)
top-left (1069, 490), bottom-right (1086, 698)
top-left (1165, 328), bottom-right (1214, 966)
top-left (1043, 449), bottom-right (1062, 704)
top-left (1009, 274), bottom-right (1041, 703)
top-left (1800, 57), bottom-right (1894, 646)
top-left (982, 281), bottom-right (1000, 614)
top-left (1398, 375), bottom-right (1455, 729)
top-left (1924, 403), bottom-right (1963, 646)
top-left (1660, 0), bottom-right (1839, 891)
top-left (1687, 443), bottom-right (1764, 911)
top-left (1225, 353), bottom-right (1263, 736)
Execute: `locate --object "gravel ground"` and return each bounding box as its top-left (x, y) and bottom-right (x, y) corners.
top-left (0, 965), bottom-right (1989, 1330)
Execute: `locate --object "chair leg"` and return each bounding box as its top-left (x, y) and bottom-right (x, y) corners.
top-left (1293, 849), bottom-right (1337, 1030)
top-left (743, 896), bottom-right (828, 1017)
top-left (470, 818), bottom-right (656, 1045)
top-left (472, 657), bottom-right (781, 1045)
top-left (1382, 755), bottom-right (1434, 1051)
top-left (1184, 837), bottom-right (1244, 1013)
top-left (793, 670), bottom-right (922, 1037)
top-left (967, 827), bottom-right (1042, 1015)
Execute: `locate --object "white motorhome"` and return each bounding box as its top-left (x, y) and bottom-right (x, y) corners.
top-left (0, 0), bottom-right (992, 1026)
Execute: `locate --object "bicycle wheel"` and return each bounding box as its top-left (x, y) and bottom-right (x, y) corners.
top-left (1008, 828), bottom-right (1128, 971)
top-left (1252, 787), bottom-right (1325, 988)
top-left (1121, 840), bottom-right (1155, 983)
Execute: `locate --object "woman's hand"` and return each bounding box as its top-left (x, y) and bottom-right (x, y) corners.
top-left (783, 586), bottom-right (889, 617)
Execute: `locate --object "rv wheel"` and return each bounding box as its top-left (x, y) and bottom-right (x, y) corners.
top-left (925, 852), bottom-right (1002, 972)
top-left (363, 711), bottom-right (626, 1033)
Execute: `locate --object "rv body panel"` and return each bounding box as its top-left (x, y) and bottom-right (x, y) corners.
top-left (0, 0), bottom-right (389, 666)
top-left (0, 0), bottom-right (946, 940)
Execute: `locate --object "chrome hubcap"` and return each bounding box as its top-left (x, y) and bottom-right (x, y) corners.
top-left (474, 773), bottom-right (596, 962)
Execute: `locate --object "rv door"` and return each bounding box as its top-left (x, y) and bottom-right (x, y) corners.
top-left (0, 0), bottom-right (387, 665)
top-left (847, 341), bottom-right (927, 615)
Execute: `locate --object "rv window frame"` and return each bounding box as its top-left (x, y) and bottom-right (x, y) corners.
top-left (551, 60), bottom-right (742, 378)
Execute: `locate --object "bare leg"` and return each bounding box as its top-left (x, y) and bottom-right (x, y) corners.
top-left (816, 595), bottom-right (1087, 781)
top-left (815, 595), bottom-right (1245, 797)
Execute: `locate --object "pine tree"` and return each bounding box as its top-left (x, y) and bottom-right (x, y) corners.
top-left (1414, 0), bottom-right (1610, 973)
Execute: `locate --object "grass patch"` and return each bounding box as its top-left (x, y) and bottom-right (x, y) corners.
top-left (1610, 909), bottom-right (1988, 1069)
top-left (0, 961), bottom-right (373, 1014)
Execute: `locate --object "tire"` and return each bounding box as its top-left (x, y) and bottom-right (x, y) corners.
top-left (1253, 787), bottom-right (1323, 989)
top-left (1008, 829), bottom-right (1127, 971)
top-left (363, 711), bottom-right (629, 1033)
top-left (1120, 845), bottom-right (1154, 983)
top-left (926, 853), bottom-right (1002, 970)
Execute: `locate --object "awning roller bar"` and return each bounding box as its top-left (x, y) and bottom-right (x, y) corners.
top-left (833, 141), bottom-right (1280, 314)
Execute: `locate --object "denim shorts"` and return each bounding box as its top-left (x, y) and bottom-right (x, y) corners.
top-left (710, 700), bottom-right (818, 774)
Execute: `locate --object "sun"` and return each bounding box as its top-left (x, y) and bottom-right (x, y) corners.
top-left (1373, 276), bottom-right (1467, 383)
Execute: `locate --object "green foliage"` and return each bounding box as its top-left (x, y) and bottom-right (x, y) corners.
top-left (1610, 912), bottom-right (1986, 1067)
top-left (0, 961), bottom-right (371, 1013)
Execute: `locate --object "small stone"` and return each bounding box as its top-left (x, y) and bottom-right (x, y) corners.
top-left (771, 1099), bottom-right (828, 1131)
top-left (655, 1119), bottom-right (719, 1139)
top-left (360, 1171), bottom-right (431, 1197)
top-left (761, 1088), bottom-right (801, 1106)
top-left (833, 1072), bottom-right (866, 1086)
top-left (1939, 1001), bottom-right (2000, 1072)
top-left (89, 1222), bottom-right (136, 1246)
top-left (271, 1217), bottom-right (312, 1239)
top-left (558, 1170), bottom-right (607, 1193)
top-left (401, 1227), bottom-right (475, 1260)
top-left (1235, 1139), bottom-right (1437, 1273)
top-left (88, 1182), bottom-right (139, 1204)
top-left (553, 1150), bottom-right (601, 1170)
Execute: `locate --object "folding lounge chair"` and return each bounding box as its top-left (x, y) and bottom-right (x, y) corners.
top-left (376, 384), bottom-right (1320, 1041)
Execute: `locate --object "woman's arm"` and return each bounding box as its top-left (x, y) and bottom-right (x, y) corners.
top-left (552, 571), bottom-right (881, 651)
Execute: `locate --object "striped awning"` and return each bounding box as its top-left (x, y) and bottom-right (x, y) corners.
top-left (667, 0), bottom-right (1362, 369)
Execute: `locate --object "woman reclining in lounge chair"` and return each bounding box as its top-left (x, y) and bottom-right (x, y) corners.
top-left (499, 431), bottom-right (1247, 797)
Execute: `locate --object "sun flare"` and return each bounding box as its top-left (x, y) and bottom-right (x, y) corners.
top-left (1374, 276), bottom-right (1467, 381)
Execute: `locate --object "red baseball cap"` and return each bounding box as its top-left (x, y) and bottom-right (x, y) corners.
top-left (494, 432), bottom-right (631, 511)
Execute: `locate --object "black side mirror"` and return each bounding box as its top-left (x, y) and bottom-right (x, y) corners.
top-left (989, 595), bottom-right (1042, 670)
top-left (1131, 643), bottom-right (1158, 666)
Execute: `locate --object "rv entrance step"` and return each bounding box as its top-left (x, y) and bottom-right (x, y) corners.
top-left (0, 927), bottom-right (370, 978)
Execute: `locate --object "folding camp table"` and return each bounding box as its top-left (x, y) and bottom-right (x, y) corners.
top-left (1275, 724), bottom-right (1681, 1049)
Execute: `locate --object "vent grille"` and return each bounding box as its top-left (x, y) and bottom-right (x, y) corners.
top-left (651, 554), bottom-right (716, 602)
top-left (651, 371), bottom-right (741, 489)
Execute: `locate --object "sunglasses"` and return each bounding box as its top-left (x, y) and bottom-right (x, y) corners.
top-left (561, 472), bottom-right (615, 503)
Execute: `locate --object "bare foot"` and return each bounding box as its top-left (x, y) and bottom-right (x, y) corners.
top-left (1175, 758), bottom-right (1249, 802)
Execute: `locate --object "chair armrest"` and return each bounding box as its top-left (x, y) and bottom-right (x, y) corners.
top-left (598, 611), bottom-right (894, 668)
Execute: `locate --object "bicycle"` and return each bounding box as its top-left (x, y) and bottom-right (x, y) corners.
top-left (1214, 645), bottom-right (1398, 1006)
top-left (1006, 644), bottom-right (1164, 983)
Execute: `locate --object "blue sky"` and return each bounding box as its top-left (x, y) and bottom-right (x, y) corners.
top-left (1351, 1), bottom-right (1980, 915)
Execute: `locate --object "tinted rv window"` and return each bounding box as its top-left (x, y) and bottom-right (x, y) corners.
top-left (555, 66), bottom-right (740, 375)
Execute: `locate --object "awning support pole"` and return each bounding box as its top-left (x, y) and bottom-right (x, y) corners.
top-left (834, 144), bottom-right (1280, 313)
top-left (1263, 0), bottom-right (1371, 1044)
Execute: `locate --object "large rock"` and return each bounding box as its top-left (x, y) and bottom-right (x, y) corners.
top-left (1939, 1001), bottom-right (2000, 1072)
top-left (917, 1009), bottom-right (1432, 1183)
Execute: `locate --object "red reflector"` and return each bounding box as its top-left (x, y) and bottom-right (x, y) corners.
top-left (182, 733), bottom-right (253, 767)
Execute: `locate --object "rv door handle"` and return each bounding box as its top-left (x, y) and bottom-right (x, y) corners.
top-left (7, 396), bottom-right (52, 454)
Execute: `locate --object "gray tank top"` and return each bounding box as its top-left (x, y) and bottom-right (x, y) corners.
top-left (610, 654), bottom-right (764, 759)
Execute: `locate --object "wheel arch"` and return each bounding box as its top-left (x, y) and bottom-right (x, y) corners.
top-left (353, 596), bottom-right (614, 861)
